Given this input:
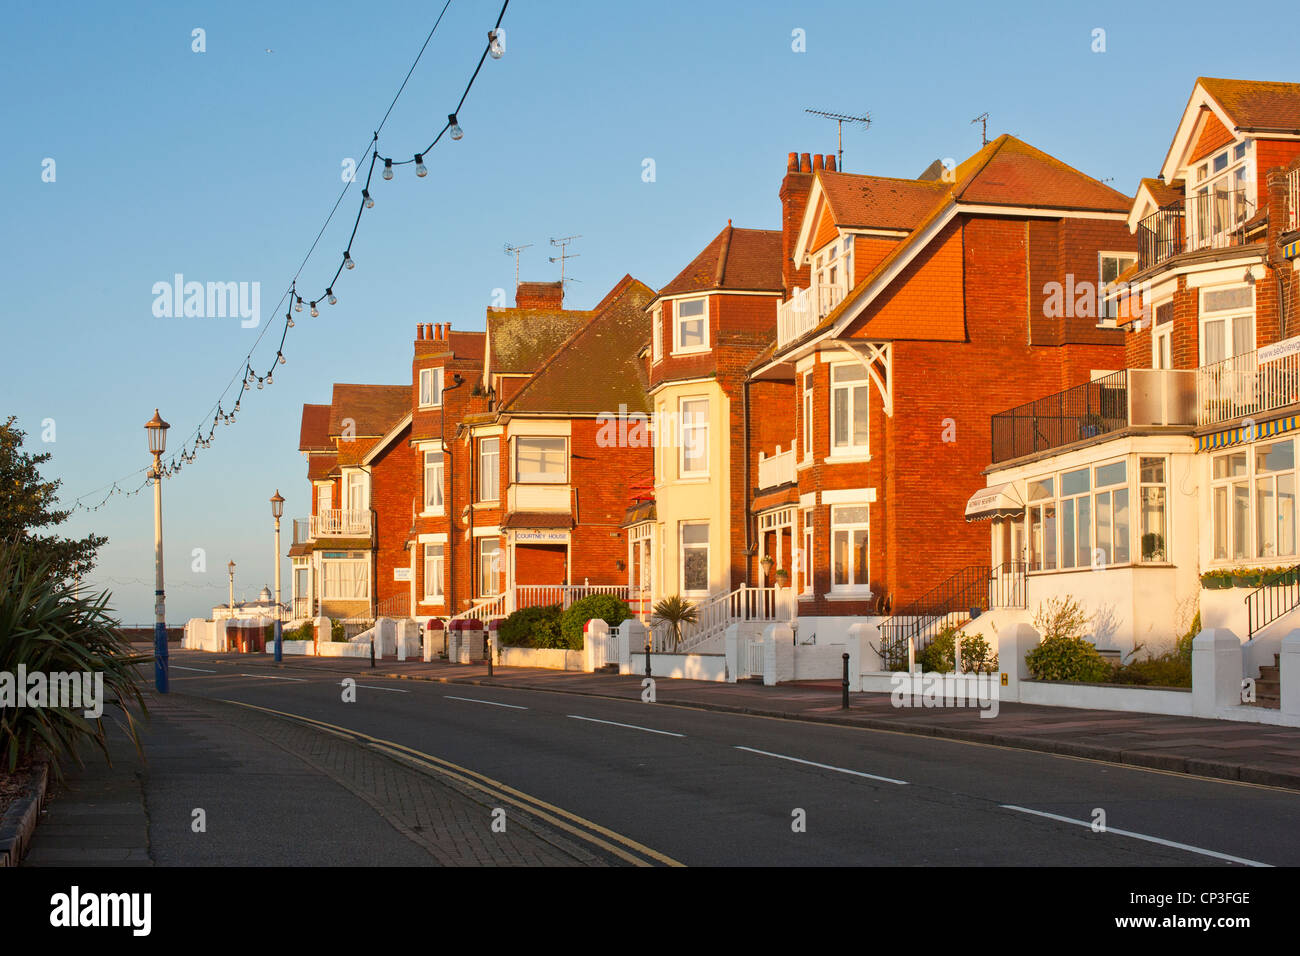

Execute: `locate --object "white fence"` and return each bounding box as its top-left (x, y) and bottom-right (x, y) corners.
top-left (1197, 346), bottom-right (1300, 429)
top-left (310, 508), bottom-right (371, 537)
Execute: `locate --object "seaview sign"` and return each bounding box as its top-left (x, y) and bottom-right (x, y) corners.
top-left (1257, 335), bottom-right (1300, 364)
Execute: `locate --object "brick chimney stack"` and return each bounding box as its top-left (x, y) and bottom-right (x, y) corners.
top-left (780, 151), bottom-right (820, 296)
top-left (515, 281), bottom-right (565, 309)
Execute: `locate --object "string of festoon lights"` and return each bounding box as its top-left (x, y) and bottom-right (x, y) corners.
top-left (72, 0), bottom-right (509, 513)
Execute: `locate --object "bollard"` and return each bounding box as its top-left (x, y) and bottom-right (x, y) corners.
top-left (842, 652), bottom-right (850, 709)
top-left (485, 631), bottom-right (493, 678)
top-left (370, 634), bottom-right (375, 669)
top-left (645, 640), bottom-right (652, 679)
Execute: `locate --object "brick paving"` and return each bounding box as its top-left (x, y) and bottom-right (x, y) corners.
top-left (254, 653), bottom-right (1300, 791)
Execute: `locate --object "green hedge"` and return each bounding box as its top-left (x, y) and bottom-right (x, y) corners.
top-left (498, 604), bottom-right (563, 648)
top-left (559, 595), bottom-right (632, 651)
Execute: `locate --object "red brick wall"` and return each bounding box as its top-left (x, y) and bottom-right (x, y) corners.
top-left (369, 423), bottom-right (416, 609)
top-left (1190, 108), bottom-right (1233, 164)
top-left (514, 544), bottom-right (566, 585)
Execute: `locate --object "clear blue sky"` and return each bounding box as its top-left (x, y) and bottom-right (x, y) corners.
top-left (3, 0), bottom-right (1295, 623)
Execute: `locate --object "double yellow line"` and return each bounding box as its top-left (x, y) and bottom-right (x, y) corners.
top-left (222, 698), bottom-right (682, 867)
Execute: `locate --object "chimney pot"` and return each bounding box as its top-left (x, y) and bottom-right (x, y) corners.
top-left (424, 323), bottom-right (433, 340)
top-left (787, 151), bottom-right (799, 172)
top-left (826, 155), bottom-right (837, 172)
top-left (800, 152), bottom-right (812, 173)
top-left (437, 323), bottom-right (445, 341)
top-left (813, 154), bottom-right (824, 171)
top-left (417, 324), bottom-right (424, 340)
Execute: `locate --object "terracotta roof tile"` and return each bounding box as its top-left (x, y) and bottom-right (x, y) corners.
top-left (658, 224), bottom-right (783, 298)
top-left (816, 171), bottom-right (949, 231)
top-left (502, 512), bottom-right (575, 530)
top-left (299, 404), bottom-right (332, 451)
top-left (1199, 77), bottom-right (1300, 132)
top-left (500, 275), bottom-right (657, 416)
top-left (1140, 177), bottom-right (1185, 208)
top-left (327, 384), bottom-right (409, 438)
top-left (306, 453), bottom-right (337, 481)
top-left (487, 307), bottom-right (592, 374)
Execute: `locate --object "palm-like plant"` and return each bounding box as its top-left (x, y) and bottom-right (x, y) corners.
top-left (651, 595), bottom-right (697, 651)
top-left (0, 539), bottom-right (149, 777)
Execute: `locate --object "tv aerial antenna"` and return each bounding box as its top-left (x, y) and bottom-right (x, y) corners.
top-left (549, 235), bottom-right (582, 285)
top-left (503, 242), bottom-right (532, 288)
top-left (804, 109), bottom-right (870, 171)
top-left (971, 112), bottom-right (990, 147)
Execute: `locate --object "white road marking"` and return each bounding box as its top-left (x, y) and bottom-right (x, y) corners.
top-left (354, 684), bottom-right (409, 693)
top-left (171, 665), bottom-right (216, 673)
top-left (1000, 805), bottom-right (1272, 867)
top-left (567, 715), bottom-right (684, 737)
top-left (445, 695), bottom-right (528, 710)
top-left (734, 746), bottom-right (908, 785)
top-left (238, 673), bottom-right (307, 682)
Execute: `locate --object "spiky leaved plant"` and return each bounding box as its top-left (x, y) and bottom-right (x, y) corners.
top-left (651, 595), bottom-right (698, 650)
top-left (0, 539), bottom-right (149, 777)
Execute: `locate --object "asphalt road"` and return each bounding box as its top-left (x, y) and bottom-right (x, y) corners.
top-left (165, 650), bottom-right (1300, 867)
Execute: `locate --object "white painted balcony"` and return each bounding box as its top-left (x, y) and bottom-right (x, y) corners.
top-left (508, 483), bottom-right (571, 512)
top-left (1198, 343), bottom-right (1300, 429)
top-left (776, 276), bottom-right (850, 349)
top-left (757, 444), bottom-right (796, 490)
top-left (310, 508), bottom-right (371, 538)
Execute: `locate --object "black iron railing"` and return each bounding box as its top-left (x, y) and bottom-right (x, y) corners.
top-left (991, 370), bottom-right (1128, 464)
top-left (1245, 564), bottom-right (1300, 639)
top-left (1136, 188), bottom-right (1255, 272)
top-left (878, 563), bottom-right (1027, 670)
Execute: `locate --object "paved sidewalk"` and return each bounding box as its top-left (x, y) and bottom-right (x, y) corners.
top-left (227, 651), bottom-right (1300, 791)
top-left (25, 690), bottom-right (608, 867)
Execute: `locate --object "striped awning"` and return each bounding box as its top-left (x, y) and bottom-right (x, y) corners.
top-left (1283, 239), bottom-right (1300, 259)
top-left (964, 482), bottom-right (1023, 522)
top-left (1199, 415), bottom-right (1299, 451)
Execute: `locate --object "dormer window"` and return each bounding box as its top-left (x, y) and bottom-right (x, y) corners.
top-left (1189, 140), bottom-right (1252, 251)
top-left (419, 367), bottom-right (443, 408)
top-left (674, 298), bottom-right (708, 353)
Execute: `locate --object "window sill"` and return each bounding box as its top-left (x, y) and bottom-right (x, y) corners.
top-left (418, 404), bottom-right (443, 411)
top-left (796, 458), bottom-right (815, 472)
top-left (671, 346), bottom-right (710, 357)
top-left (824, 589), bottom-right (873, 601)
top-left (473, 501), bottom-right (500, 509)
top-left (419, 510), bottom-right (445, 519)
top-left (824, 453), bottom-right (872, 465)
top-left (418, 598), bottom-right (445, 607)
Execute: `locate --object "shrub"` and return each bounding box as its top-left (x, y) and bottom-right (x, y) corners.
top-left (0, 541), bottom-right (149, 776)
top-left (559, 594), bottom-right (632, 651)
top-left (498, 604), bottom-right (563, 649)
top-left (917, 625), bottom-right (998, 674)
top-left (1025, 596), bottom-right (1111, 682)
top-left (285, 621), bottom-right (314, 642)
top-left (330, 619), bottom-right (347, 642)
top-left (651, 595), bottom-right (698, 650)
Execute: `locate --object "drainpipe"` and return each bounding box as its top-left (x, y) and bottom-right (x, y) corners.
top-left (441, 373), bottom-right (465, 616)
top-left (743, 377), bottom-right (753, 586)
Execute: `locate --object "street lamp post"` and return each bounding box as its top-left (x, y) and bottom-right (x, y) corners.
top-left (228, 560), bottom-right (236, 618)
top-left (145, 410), bottom-right (170, 693)
top-left (271, 490), bottom-right (284, 663)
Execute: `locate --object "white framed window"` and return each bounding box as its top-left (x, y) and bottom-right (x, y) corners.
top-left (423, 450), bottom-right (444, 513)
top-left (1212, 439), bottom-right (1297, 562)
top-left (1151, 300), bottom-right (1174, 369)
top-left (802, 372), bottom-right (814, 459)
top-left (514, 436), bottom-right (567, 484)
top-left (1211, 449), bottom-right (1250, 562)
top-left (801, 508), bottom-right (814, 595)
top-left (1027, 477), bottom-right (1057, 572)
top-left (423, 544), bottom-right (444, 602)
top-left (1189, 140), bottom-right (1253, 250)
top-left (680, 522), bottom-right (709, 595)
top-left (419, 367), bottom-right (443, 408)
top-left (830, 363), bottom-right (869, 455)
top-left (317, 483), bottom-right (332, 514)
top-left (673, 298), bottom-right (708, 353)
top-left (830, 505), bottom-right (868, 591)
top-left (479, 437), bottom-right (500, 501)
top-left (679, 397), bottom-right (709, 477)
top-left (1099, 252), bottom-right (1138, 324)
top-left (652, 307), bottom-right (663, 363)
top-left (1139, 457), bottom-right (1168, 562)
top-left (346, 471), bottom-right (368, 514)
top-left (478, 538), bottom-right (501, 596)
top-left (321, 551), bottom-right (369, 599)
top-left (1199, 285), bottom-right (1254, 367)
top-left (1059, 467), bottom-right (1091, 569)
top-left (1093, 460), bottom-right (1130, 566)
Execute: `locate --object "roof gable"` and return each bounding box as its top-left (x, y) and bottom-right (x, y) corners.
top-left (299, 403), bottom-right (332, 451)
top-left (657, 223), bottom-right (783, 299)
top-left (327, 384), bottom-right (409, 439)
top-left (1161, 77), bottom-right (1300, 181)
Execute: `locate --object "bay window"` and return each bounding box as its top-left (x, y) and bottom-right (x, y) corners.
top-left (681, 522), bottom-right (709, 595)
top-left (1093, 460), bottom-right (1129, 566)
top-left (1255, 440), bottom-right (1296, 560)
top-left (1060, 467), bottom-right (1091, 569)
top-left (478, 539), bottom-right (500, 596)
top-left (830, 363), bottom-right (869, 455)
top-left (679, 397), bottom-right (709, 477)
top-left (674, 298), bottom-right (708, 352)
top-left (1212, 450), bottom-right (1250, 562)
top-left (423, 544), bottom-right (444, 603)
top-left (1139, 457), bottom-right (1168, 562)
top-left (830, 505), bottom-right (868, 591)
top-left (515, 436), bottom-right (567, 483)
top-left (423, 450), bottom-right (444, 513)
top-left (322, 551), bottom-right (369, 599)
top-left (479, 437), bottom-right (500, 501)
top-left (1027, 477), bottom-right (1057, 571)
